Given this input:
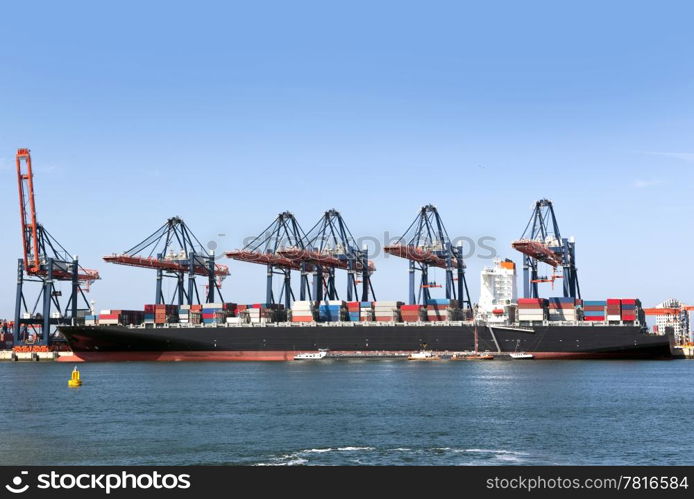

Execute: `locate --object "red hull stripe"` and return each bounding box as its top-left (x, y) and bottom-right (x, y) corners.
top-left (56, 350), bottom-right (671, 362)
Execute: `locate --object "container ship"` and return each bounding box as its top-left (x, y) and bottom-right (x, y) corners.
top-left (57, 260), bottom-right (674, 362)
top-left (10, 149), bottom-right (676, 361)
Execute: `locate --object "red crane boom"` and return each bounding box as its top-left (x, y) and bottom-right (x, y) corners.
top-left (16, 148), bottom-right (40, 274)
top-left (15, 148), bottom-right (99, 283)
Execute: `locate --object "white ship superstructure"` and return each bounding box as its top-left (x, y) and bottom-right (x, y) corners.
top-left (478, 258), bottom-right (518, 323)
top-left (653, 298), bottom-right (690, 344)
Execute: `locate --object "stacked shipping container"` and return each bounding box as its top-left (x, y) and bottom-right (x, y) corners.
top-left (346, 302), bottom-right (360, 322)
top-left (144, 304), bottom-right (178, 324)
top-left (318, 300), bottom-right (345, 322)
top-left (373, 301), bottom-right (402, 322)
top-left (290, 301), bottom-right (315, 322)
top-left (400, 304), bottom-right (425, 322)
top-left (359, 302), bottom-right (374, 322)
top-left (425, 299), bottom-right (458, 321)
top-left (582, 300), bottom-right (606, 321)
top-left (202, 303), bottom-right (225, 324)
top-left (517, 298), bottom-right (547, 323)
top-left (606, 299), bottom-right (621, 322)
top-left (98, 310), bottom-right (145, 325)
top-left (620, 299), bottom-right (639, 322)
top-left (547, 297), bottom-right (578, 322)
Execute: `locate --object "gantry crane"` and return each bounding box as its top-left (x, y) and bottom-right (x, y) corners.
top-left (279, 210), bottom-right (376, 302)
top-left (14, 148), bottom-right (100, 345)
top-left (225, 211), bottom-right (312, 308)
top-left (103, 217), bottom-right (228, 305)
top-left (512, 199), bottom-right (580, 299)
top-left (385, 204), bottom-right (470, 308)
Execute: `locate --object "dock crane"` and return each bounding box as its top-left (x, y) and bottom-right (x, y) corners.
top-left (225, 211), bottom-right (312, 308)
top-left (14, 148), bottom-right (100, 345)
top-left (384, 204), bottom-right (471, 309)
top-left (103, 217), bottom-right (229, 305)
top-left (279, 210), bottom-right (376, 302)
top-left (512, 199), bottom-right (580, 299)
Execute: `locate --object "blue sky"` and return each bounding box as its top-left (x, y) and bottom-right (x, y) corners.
top-left (1, 0), bottom-right (693, 315)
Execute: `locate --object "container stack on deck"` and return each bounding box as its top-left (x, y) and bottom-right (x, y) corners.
top-left (346, 302), bottom-right (360, 321)
top-left (144, 304), bottom-right (178, 324)
top-left (98, 310), bottom-right (145, 326)
top-left (374, 301), bottom-right (402, 322)
top-left (400, 304), bottom-right (425, 322)
top-left (360, 302), bottom-right (374, 321)
top-left (425, 299), bottom-right (458, 321)
top-left (518, 298), bottom-right (547, 323)
top-left (202, 303), bottom-right (226, 324)
top-left (243, 303), bottom-right (284, 324)
top-left (620, 299), bottom-right (639, 322)
top-left (582, 300), bottom-right (606, 321)
top-left (290, 301), bottom-right (315, 322)
top-left (606, 299), bottom-right (621, 322)
top-left (547, 297), bottom-right (579, 322)
top-left (318, 300), bottom-right (345, 322)
top-left (179, 305), bottom-right (202, 325)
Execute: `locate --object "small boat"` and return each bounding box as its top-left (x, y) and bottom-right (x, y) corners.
top-left (509, 352), bottom-right (534, 360)
top-left (294, 349), bottom-right (329, 360)
top-left (407, 351), bottom-right (440, 361)
top-left (451, 352), bottom-right (494, 361)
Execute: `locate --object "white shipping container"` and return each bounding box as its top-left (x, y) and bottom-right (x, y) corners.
top-left (374, 301), bottom-right (402, 307)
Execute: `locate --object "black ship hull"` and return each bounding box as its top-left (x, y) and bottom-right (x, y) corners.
top-left (57, 323), bottom-right (674, 361)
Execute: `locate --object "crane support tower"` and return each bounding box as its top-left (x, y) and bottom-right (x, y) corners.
top-left (279, 210), bottom-right (376, 302)
top-left (225, 211), bottom-right (312, 308)
top-left (512, 199), bottom-right (580, 299)
top-left (14, 148), bottom-right (100, 345)
top-left (384, 204), bottom-right (471, 309)
top-left (103, 217), bottom-right (228, 305)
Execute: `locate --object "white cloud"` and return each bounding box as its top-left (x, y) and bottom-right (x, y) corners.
top-left (642, 151), bottom-right (694, 163)
top-left (632, 179), bottom-right (663, 189)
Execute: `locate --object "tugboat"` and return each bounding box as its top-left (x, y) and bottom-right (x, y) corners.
top-left (509, 352), bottom-right (534, 360)
top-left (293, 349), bottom-right (329, 360)
top-left (407, 350), bottom-right (441, 361)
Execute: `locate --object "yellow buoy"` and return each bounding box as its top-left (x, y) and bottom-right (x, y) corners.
top-left (68, 366), bottom-right (82, 388)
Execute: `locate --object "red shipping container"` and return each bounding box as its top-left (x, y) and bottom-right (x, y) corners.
top-left (606, 299), bottom-right (621, 305)
top-left (548, 303), bottom-right (575, 309)
top-left (584, 316), bottom-right (605, 321)
top-left (401, 305), bottom-right (422, 311)
top-left (291, 316), bottom-right (314, 322)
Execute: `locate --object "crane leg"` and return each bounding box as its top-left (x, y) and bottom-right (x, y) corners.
top-left (13, 259), bottom-right (23, 344)
top-left (41, 258), bottom-right (54, 346)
